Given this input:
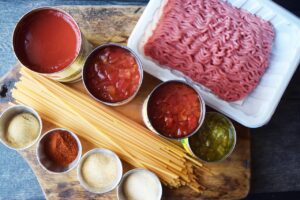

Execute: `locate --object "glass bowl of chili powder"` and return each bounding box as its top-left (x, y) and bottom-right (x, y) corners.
top-left (143, 80), bottom-right (206, 140)
top-left (82, 43), bottom-right (143, 106)
top-left (36, 128), bottom-right (82, 174)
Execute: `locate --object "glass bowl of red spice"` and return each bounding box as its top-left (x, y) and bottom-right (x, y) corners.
top-left (82, 43), bottom-right (143, 106)
top-left (142, 80), bottom-right (206, 140)
top-left (36, 128), bottom-right (82, 174)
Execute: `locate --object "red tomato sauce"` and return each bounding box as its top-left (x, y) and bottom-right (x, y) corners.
top-left (84, 46), bottom-right (141, 103)
top-left (14, 9), bottom-right (81, 73)
top-left (147, 82), bottom-right (201, 139)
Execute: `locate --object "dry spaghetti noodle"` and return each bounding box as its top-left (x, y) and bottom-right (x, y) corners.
top-left (12, 67), bottom-right (208, 192)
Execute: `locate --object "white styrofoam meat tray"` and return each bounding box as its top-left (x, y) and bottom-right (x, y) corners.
top-left (128, 0), bottom-right (300, 128)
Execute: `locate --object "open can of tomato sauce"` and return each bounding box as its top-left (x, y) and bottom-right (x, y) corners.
top-left (142, 80), bottom-right (206, 140)
top-left (82, 43), bottom-right (143, 106)
top-left (181, 112), bottom-right (236, 163)
top-left (13, 7), bottom-right (93, 82)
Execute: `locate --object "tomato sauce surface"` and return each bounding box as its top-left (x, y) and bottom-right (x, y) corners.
top-left (148, 82), bottom-right (201, 139)
top-left (84, 46), bottom-right (141, 103)
top-left (14, 9), bottom-right (81, 73)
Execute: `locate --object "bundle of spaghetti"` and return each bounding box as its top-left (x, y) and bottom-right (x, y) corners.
top-left (12, 67), bottom-right (209, 192)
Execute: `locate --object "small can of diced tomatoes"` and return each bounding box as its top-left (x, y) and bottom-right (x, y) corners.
top-left (13, 7), bottom-right (93, 82)
top-left (82, 43), bottom-right (143, 106)
top-left (142, 80), bottom-right (206, 140)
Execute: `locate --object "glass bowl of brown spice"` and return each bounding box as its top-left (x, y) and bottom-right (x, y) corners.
top-left (36, 128), bottom-right (82, 174)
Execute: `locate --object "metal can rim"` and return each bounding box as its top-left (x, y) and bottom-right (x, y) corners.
top-left (143, 80), bottom-right (206, 141)
top-left (182, 111), bottom-right (237, 163)
top-left (82, 43), bottom-right (144, 106)
top-left (12, 6), bottom-right (84, 76)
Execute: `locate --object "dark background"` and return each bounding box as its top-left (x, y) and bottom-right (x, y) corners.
top-left (0, 0), bottom-right (299, 199)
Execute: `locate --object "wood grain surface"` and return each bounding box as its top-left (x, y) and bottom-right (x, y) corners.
top-left (0, 5), bottom-right (250, 200)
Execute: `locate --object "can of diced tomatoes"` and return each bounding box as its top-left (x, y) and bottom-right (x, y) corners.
top-left (82, 43), bottom-right (144, 106)
top-left (142, 80), bottom-right (206, 141)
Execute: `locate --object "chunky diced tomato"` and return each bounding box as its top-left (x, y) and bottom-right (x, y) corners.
top-left (118, 69), bottom-right (131, 79)
top-left (84, 46), bottom-right (140, 103)
top-left (148, 82), bottom-right (201, 139)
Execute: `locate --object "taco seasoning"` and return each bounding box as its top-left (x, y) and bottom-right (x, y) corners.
top-left (44, 130), bottom-right (78, 167)
top-left (13, 7), bottom-right (93, 82)
top-left (183, 112), bottom-right (236, 162)
top-left (83, 43), bottom-right (143, 106)
top-left (143, 81), bottom-right (205, 140)
top-left (37, 128), bottom-right (82, 173)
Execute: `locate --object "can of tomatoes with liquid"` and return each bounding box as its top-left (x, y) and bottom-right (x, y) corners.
top-left (13, 7), bottom-right (93, 82)
top-left (142, 80), bottom-right (206, 141)
top-left (82, 43), bottom-right (144, 106)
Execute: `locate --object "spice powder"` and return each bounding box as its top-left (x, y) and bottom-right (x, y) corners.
top-left (44, 130), bottom-right (78, 167)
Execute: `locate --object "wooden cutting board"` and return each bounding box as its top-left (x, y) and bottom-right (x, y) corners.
top-left (0, 6), bottom-right (250, 200)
